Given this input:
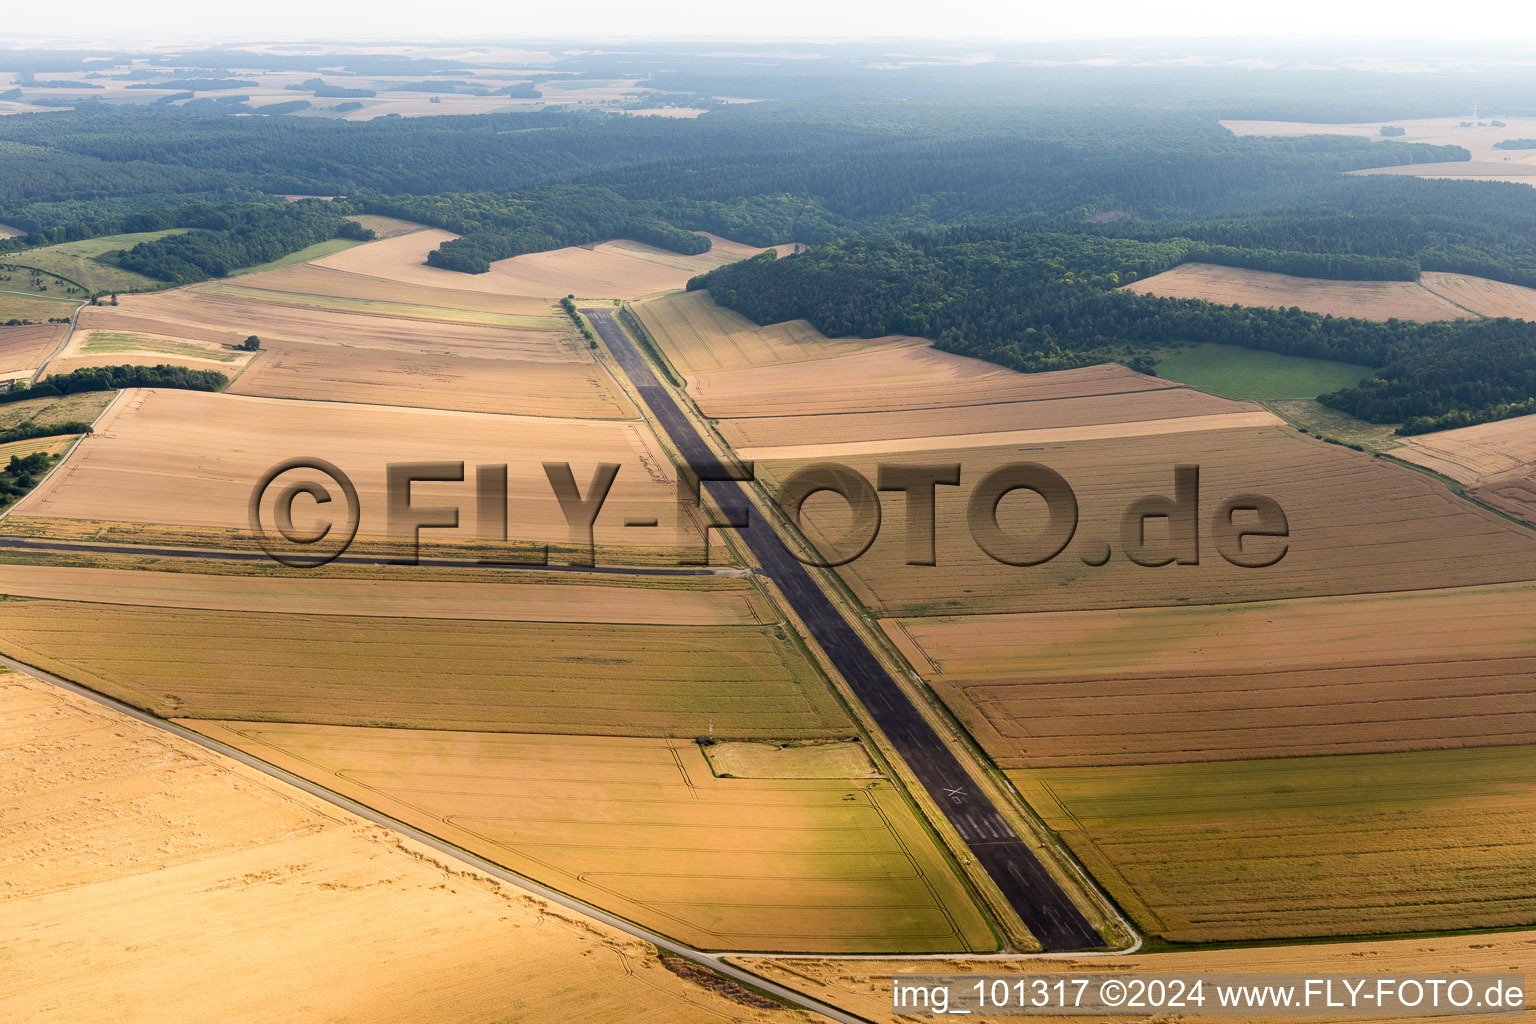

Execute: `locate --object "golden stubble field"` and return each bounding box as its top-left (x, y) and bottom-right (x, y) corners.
top-left (8, 388), bottom-right (687, 557)
top-left (1124, 263), bottom-right (1536, 321)
top-left (1222, 116), bottom-right (1536, 184)
top-left (761, 425), bottom-right (1536, 617)
top-left (882, 580), bottom-right (1536, 768)
top-left (0, 323), bottom-right (65, 381)
top-left (71, 283), bottom-right (637, 418)
top-left (315, 229), bottom-right (787, 299)
top-left (0, 670), bottom-right (811, 1024)
top-left (1396, 412), bottom-right (1536, 525)
top-left (1010, 745), bottom-right (1536, 942)
top-left (637, 290), bottom-right (885, 374)
top-left (47, 327), bottom-right (255, 377)
top-left (638, 289), bottom-right (1271, 455)
top-left (732, 929), bottom-right (1536, 1024)
top-left (188, 723), bottom-right (997, 954)
top-left (228, 336), bottom-right (637, 418)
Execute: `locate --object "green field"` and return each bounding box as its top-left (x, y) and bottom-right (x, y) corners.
top-left (1148, 343), bottom-right (1372, 401)
top-left (79, 331), bottom-right (241, 363)
top-left (0, 292), bottom-right (75, 324)
top-left (6, 231), bottom-right (186, 294)
top-left (228, 237), bottom-right (365, 277)
top-left (1266, 398), bottom-right (1403, 452)
top-left (0, 391), bottom-right (117, 431)
top-left (1012, 745), bottom-right (1536, 943)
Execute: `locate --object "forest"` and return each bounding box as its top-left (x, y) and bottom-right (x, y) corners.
top-left (110, 202), bottom-right (372, 284)
top-left (691, 229), bottom-right (1536, 431)
top-left (2, 72), bottom-right (1536, 429)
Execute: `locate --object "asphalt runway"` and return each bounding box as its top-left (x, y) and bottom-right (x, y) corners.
top-left (585, 307), bottom-right (1103, 951)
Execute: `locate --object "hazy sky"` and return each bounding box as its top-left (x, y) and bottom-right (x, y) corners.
top-left (5, 0), bottom-right (1535, 44)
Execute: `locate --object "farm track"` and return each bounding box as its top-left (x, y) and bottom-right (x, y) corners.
top-left (0, 535), bottom-right (722, 577)
top-left (29, 297), bottom-right (87, 384)
top-left (0, 652), bottom-right (867, 1024)
top-left (583, 306), bottom-right (1104, 952)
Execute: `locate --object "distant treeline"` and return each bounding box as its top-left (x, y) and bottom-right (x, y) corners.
top-left (692, 227), bottom-right (1536, 433)
top-left (1493, 139), bottom-right (1536, 150)
top-left (0, 103), bottom-right (1464, 241)
top-left (363, 185), bottom-right (709, 273)
top-left (111, 202), bottom-right (372, 283)
top-left (0, 365), bottom-right (228, 405)
top-left (288, 78), bottom-right (377, 99)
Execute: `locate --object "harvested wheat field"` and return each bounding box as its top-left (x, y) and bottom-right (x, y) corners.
top-left (690, 345), bottom-right (1197, 419)
top-left (882, 579), bottom-right (1536, 768)
top-left (1348, 161), bottom-right (1536, 186)
top-left (10, 389), bottom-right (686, 556)
top-left (1397, 412), bottom-right (1536, 484)
top-left (0, 563), bottom-right (772, 624)
top-left (46, 327), bottom-right (255, 377)
top-left (227, 337), bottom-right (637, 418)
top-left (637, 290), bottom-right (1271, 452)
top-left (0, 596), bottom-right (845, 737)
top-left (1123, 263), bottom-right (1487, 321)
top-left (636, 290), bottom-right (885, 375)
top-left (79, 287), bottom-right (577, 362)
top-left (1420, 271), bottom-right (1536, 319)
top-left (735, 930), bottom-right (1536, 1024)
top-left (198, 280), bottom-right (567, 328)
top-left (454, 236), bottom-right (780, 300)
top-left (761, 426), bottom-right (1536, 617)
top-left (189, 723), bottom-right (997, 953)
top-left (315, 229), bottom-right (784, 299)
top-left (733, 410), bottom-right (1281, 462)
top-left (1396, 413), bottom-right (1536, 525)
top-left (0, 323), bottom-right (65, 380)
top-left (232, 262), bottom-right (563, 318)
top-left (0, 671), bottom-right (809, 1024)
top-left (1009, 745), bottom-right (1536, 942)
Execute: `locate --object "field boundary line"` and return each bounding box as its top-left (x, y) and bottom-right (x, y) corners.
top-left (0, 385), bottom-right (124, 525)
top-left (0, 652), bottom-right (873, 1024)
top-left (1415, 279), bottom-right (1487, 319)
top-left (28, 297), bottom-right (88, 384)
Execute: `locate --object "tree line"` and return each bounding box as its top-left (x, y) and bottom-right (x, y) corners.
top-left (691, 229), bottom-right (1536, 432)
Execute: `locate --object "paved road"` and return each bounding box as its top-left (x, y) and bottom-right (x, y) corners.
top-left (585, 308), bottom-right (1102, 951)
top-left (0, 651), bottom-right (869, 1024)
